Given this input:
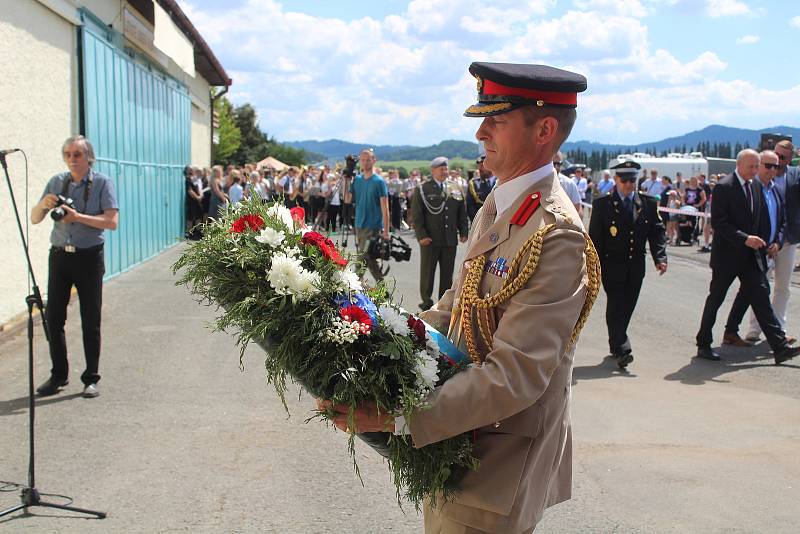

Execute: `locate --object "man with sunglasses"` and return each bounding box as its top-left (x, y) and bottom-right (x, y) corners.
top-left (741, 139), bottom-right (800, 342)
top-left (589, 160), bottom-right (667, 369)
top-left (31, 135), bottom-right (119, 398)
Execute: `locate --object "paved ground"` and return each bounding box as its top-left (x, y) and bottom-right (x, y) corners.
top-left (0, 227), bottom-right (799, 533)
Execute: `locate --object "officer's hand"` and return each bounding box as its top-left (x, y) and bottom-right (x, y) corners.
top-left (316, 399), bottom-right (395, 433)
top-left (745, 235), bottom-right (766, 249)
top-left (656, 263), bottom-right (668, 275)
top-left (40, 194), bottom-right (59, 211)
top-left (419, 237), bottom-right (433, 246)
top-left (59, 204), bottom-right (79, 224)
top-left (459, 235), bottom-right (468, 243)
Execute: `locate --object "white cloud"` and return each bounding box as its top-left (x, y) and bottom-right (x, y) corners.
top-left (706, 0), bottom-right (751, 18)
top-left (177, 0), bottom-right (793, 148)
top-left (736, 34), bottom-right (760, 44)
top-left (573, 0), bottom-right (649, 18)
top-left (790, 16), bottom-right (800, 28)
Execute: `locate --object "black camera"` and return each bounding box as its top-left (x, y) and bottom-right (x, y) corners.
top-left (367, 235), bottom-right (412, 262)
top-left (50, 195), bottom-right (74, 221)
top-left (342, 154), bottom-right (358, 178)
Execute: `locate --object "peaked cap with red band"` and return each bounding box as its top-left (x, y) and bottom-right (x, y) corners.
top-left (464, 62), bottom-right (588, 117)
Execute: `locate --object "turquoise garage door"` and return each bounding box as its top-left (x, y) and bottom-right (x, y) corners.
top-left (80, 10), bottom-right (190, 278)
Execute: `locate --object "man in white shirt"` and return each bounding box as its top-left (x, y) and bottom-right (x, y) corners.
top-left (554, 151), bottom-right (583, 217)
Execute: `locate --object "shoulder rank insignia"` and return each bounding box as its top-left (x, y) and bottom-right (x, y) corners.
top-left (510, 192), bottom-right (541, 226)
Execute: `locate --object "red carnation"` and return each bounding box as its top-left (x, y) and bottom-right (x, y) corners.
top-left (340, 305), bottom-right (373, 333)
top-left (290, 207), bottom-right (306, 224)
top-left (302, 231), bottom-right (348, 267)
top-left (229, 214), bottom-right (265, 234)
top-left (407, 315), bottom-right (426, 343)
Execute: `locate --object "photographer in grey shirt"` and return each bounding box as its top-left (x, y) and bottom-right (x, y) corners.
top-left (31, 135), bottom-right (119, 398)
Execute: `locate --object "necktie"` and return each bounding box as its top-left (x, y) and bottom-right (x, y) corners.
top-left (476, 191), bottom-right (497, 238)
top-left (623, 196), bottom-right (633, 221)
top-left (744, 180), bottom-right (753, 214)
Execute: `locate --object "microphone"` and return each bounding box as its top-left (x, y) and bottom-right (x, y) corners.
top-left (0, 148), bottom-right (20, 156)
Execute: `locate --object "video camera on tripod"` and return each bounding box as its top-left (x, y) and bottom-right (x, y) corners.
top-left (367, 234), bottom-right (412, 262)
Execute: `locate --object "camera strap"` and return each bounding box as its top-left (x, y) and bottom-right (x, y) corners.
top-left (60, 171), bottom-right (93, 214)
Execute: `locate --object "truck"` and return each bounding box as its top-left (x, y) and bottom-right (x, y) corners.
top-left (608, 152), bottom-right (735, 179)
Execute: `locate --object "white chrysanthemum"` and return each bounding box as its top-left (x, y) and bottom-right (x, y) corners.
top-left (289, 269), bottom-right (320, 299)
top-left (425, 336), bottom-right (440, 358)
top-left (267, 204), bottom-right (295, 229)
top-left (267, 253), bottom-right (301, 295)
top-left (284, 246), bottom-right (302, 258)
top-left (334, 265), bottom-right (362, 292)
top-left (414, 350), bottom-right (439, 391)
top-left (379, 304), bottom-right (410, 336)
top-left (254, 227), bottom-right (285, 247)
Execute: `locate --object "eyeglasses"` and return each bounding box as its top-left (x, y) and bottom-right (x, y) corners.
top-left (553, 161), bottom-right (562, 166)
top-left (63, 151), bottom-right (84, 159)
top-left (762, 163), bottom-right (780, 170)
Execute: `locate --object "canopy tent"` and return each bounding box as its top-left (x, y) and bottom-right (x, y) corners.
top-left (256, 156), bottom-right (288, 171)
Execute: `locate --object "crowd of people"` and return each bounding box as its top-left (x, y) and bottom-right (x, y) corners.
top-left (183, 159), bottom-right (487, 238)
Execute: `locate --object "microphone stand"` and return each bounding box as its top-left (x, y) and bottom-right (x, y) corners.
top-left (0, 153), bottom-right (106, 520)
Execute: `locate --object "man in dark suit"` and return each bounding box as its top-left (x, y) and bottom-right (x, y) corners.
top-left (695, 149), bottom-right (800, 365)
top-left (589, 160), bottom-right (667, 369)
top-left (723, 150), bottom-right (793, 345)
top-left (466, 155), bottom-right (495, 224)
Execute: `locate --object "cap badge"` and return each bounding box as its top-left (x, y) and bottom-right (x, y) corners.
top-left (475, 75), bottom-right (483, 93)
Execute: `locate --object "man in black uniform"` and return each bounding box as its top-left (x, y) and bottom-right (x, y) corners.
top-left (411, 156), bottom-right (468, 310)
top-left (589, 160), bottom-right (667, 369)
top-left (466, 154), bottom-right (495, 224)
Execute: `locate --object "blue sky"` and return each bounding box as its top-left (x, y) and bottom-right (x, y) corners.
top-left (179, 0), bottom-right (800, 146)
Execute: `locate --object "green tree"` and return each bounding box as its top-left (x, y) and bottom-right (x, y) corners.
top-left (212, 95), bottom-right (241, 165)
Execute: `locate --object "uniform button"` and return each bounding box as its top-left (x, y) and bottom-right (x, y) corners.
top-left (445, 225), bottom-right (448, 228)
top-left (629, 255), bottom-right (633, 259)
top-left (494, 422), bottom-right (501, 428)
top-left (630, 239), bottom-right (634, 243)
top-left (629, 230), bottom-right (634, 235)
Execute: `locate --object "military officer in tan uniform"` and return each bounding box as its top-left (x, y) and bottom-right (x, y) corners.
top-left (326, 62), bottom-right (598, 534)
top-left (412, 156), bottom-right (469, 310)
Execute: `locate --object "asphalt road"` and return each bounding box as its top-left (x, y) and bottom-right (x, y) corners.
top-left (0, 229), bottom-right (798, 533)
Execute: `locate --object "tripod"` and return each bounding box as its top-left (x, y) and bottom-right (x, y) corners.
top-left (0, 153), bottom-right (106, 520)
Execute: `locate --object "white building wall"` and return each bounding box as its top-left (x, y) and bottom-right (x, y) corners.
top-left (0, 1), bottom-right (76, 327)
top-left (0, 0), bottom-right (218, 327)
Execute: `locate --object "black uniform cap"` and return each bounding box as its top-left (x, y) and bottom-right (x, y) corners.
top-left (610, 160), bottom-right (641, 177)
top-left (465, 62), bottom-right (587, 117)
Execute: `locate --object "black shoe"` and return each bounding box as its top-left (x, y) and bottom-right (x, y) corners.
top-left (36, 376), bottom-right (68, 396)
top-left (419, 302), bottom-right (432, 311)
top-left (616, 352), bottom-right (634, 369)
top-left (774, 345), bottom-right (800, 365)
top-left (696, 346), bottom-right (720, 361)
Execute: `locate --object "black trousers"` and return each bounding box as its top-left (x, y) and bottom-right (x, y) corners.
top-left (696, 259), bottom-right (785, 350)
top-left (419, 245), bottom-right (457, 309)
top-left (326, 204), bottom-right (341, 232)
top-left (45, 246), bottom-right (105, 385)
top-left (389, 195), bottom-right (402, 230)
top-left (601, 261), bottom-right (644, 355)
